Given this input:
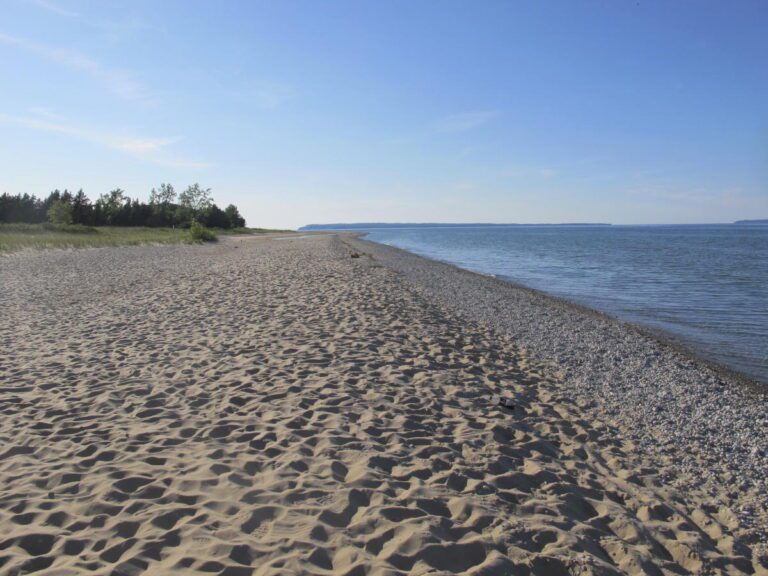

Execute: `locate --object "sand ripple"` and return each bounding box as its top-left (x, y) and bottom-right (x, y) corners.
top-left (0, 236), bottom-right (759, 574)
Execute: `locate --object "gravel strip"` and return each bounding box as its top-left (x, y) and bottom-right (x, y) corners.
top-left (349, 235), bottom-right (768, 547)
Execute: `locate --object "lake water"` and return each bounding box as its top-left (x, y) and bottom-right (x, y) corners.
top-left (363, 225), bottom-right (768, 384)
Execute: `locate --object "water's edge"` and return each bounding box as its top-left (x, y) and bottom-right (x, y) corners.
top-left (353, 232), bottom-right (766, 393)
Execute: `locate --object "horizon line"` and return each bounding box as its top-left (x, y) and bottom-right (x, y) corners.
top-left (299, 220), bottom-right (767, 229)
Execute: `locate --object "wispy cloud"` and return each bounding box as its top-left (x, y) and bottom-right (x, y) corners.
top-left (434, 110), bottom-right (499, 133)
top-left (0, 112), bottom-right (209, 168)
top-left (212, 78), bottom-right (295, 109)
top-left (499, 165), bottom-right (558, 179)
top-left (0, 32), bottom-right (148, 100)
top-left (241, 82), bottom-right (295, 108)
top-left (25, 0), bottom-right (80, 17)
top-left (23, 0), bottom-right (152, 40)
top-left (25, 106), bottom-right (67, 122)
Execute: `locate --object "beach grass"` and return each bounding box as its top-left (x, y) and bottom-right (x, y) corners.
top-left (224, 226), bottom-right (293, 234)
top-left (0, 223), bottom-right (291, 252)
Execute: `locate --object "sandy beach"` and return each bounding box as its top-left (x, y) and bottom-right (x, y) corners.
top-left (1, 234), bottom-right (765, 575)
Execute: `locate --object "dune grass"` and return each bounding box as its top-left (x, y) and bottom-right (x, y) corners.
top-left (0, 223), bottom-right (291, 252)
top-left (224, 226), bottom-right (293, 234)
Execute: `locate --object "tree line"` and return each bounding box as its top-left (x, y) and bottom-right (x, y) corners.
top-left (0, 184), bottom-right (246, 229)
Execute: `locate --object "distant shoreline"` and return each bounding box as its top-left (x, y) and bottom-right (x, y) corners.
top-left (300, 222), bottom-right (611, 230)
top-left (301, 221), bottom-right (767, 231)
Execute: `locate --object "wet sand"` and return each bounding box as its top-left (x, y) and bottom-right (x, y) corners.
top-left (0, 234), bottom-right (764, 574)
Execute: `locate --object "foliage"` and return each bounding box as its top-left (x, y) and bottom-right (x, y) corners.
top-left (149, 183), bottom-right (177, 227)
top-left (189, 220), bottom-right (218, 243)
top-left (149, 183), bottom-right (176, 206)
top-left (0, 184), bottom-right (247, 230)
top-left (179, 183), bottom-right (212, 216)
top-left (224, 204), bottom-right (246, 228)
top-left (47, 199), bottom-right (73, 225)
top-left (95, 189), bottom-right (127, 225)
top-left (71, 190), bottom-right (91, 225)
top-left (198, 204), bottom-right (229, 228)
top-left (0, 193), bottom-right (41, 223)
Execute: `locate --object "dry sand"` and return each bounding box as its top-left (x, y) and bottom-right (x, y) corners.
top-left (0, 234), bottom-right (763, 575)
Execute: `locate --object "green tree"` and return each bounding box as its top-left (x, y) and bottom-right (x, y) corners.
top-left (47, 199), bottom-right (73, 224)
top-left (42, 190), bottom-right (62, 218)
top-left (199, 204), bottom-right (230, 228)
top-left (224, 204), bottom-right (246, 228)
top-left (149, 183), bottom-right (177, 226)
top-left (149, 183), bottom-right (176, 207)
top-left (158, 183), bottom-right (176, 205)
top-left (71, 189), bottom-right (91, 225)
top-left (174, 204), bottom-right (193, 227)
top-left (96, 189), bottom-right (127, 224)
top-left (179, 183), bottom-right (213, 216)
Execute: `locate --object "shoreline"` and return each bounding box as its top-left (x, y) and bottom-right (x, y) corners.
top-left (353, 233), bottom-right (767, 394)
top-left (347, 234), bottom-right (768, 538)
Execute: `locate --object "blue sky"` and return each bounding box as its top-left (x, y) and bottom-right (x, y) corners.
top-left (1, 0), bottom-right (766, 228)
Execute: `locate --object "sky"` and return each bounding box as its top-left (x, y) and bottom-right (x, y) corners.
top-left (1, 0), bottom-right (766, 228)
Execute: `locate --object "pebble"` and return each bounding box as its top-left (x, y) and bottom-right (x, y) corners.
top-left (358, 236), bottom-right (768, 542)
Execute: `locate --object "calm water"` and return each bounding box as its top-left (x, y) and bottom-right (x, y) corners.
top-left (364, 225), bottom-right (768, 384)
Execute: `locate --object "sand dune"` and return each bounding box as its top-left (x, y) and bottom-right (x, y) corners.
top-left (0, 235), bottom-right (761, 574)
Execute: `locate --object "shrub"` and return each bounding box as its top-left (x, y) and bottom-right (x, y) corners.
top-left (189, 220), bottom-right (217, 243)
